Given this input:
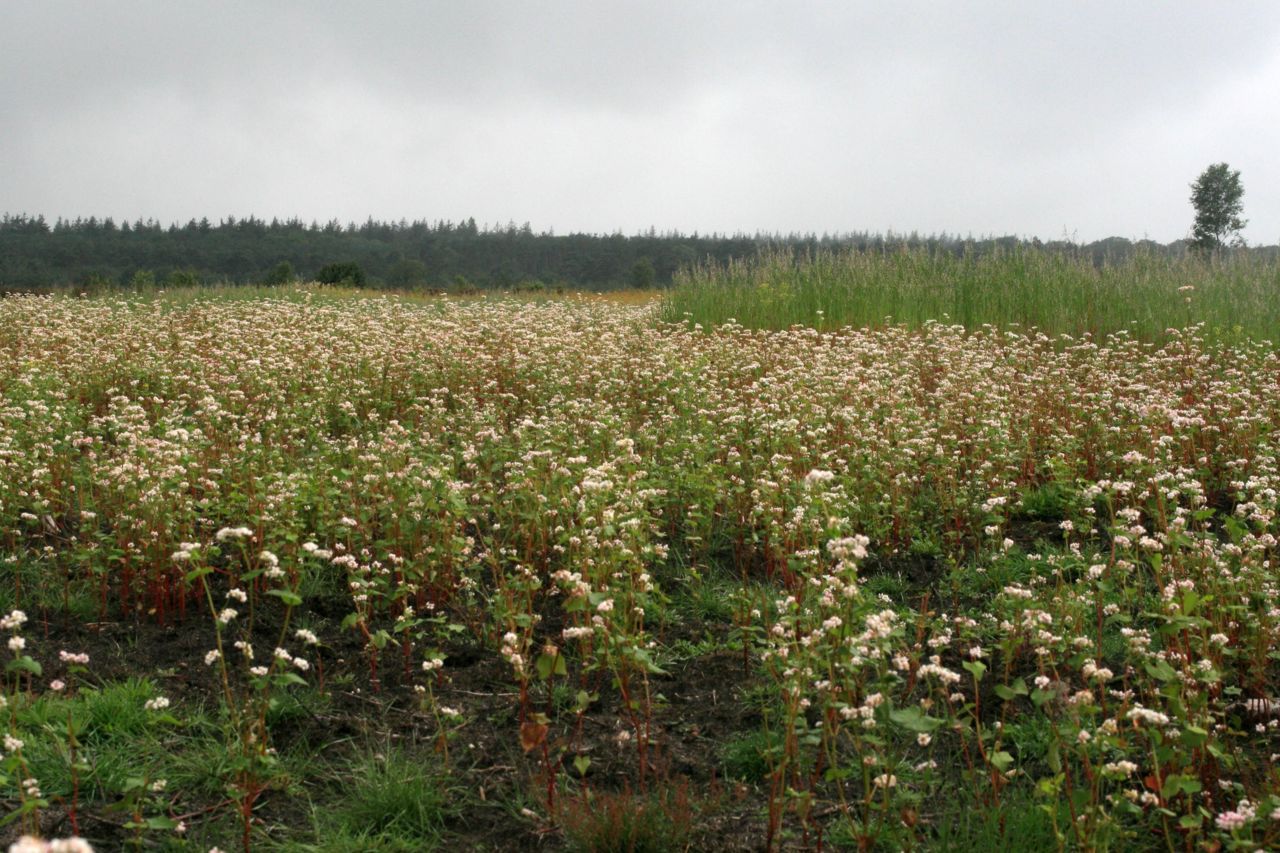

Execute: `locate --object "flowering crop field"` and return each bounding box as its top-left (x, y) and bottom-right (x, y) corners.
top-left (2, 290), bottom-right (1280, 850)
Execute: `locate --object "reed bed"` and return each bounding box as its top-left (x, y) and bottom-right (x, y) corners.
top-left (663, 247), bottom-right (1280, 342)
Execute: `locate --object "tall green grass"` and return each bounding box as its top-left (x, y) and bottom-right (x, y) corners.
top-left (662, 247), bottom-right (1280, 342)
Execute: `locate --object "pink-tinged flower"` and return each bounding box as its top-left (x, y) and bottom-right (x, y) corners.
top-left (215, 526), bottom-right (253, 542)
top-left (803, 469), bottom-right (835, 487)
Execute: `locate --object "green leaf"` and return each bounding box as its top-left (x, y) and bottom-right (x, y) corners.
top-left (990, 751), bottom-right (1014, 772)
top-left (267, 589), bottom-right (303, 607)
top-left (13, 798), bottom-right (50, 820)
top-left (889, 706), bottom-right (942, 733)
top-left (994, 679), bottom-right (1027, 701)
top-left (1161, 774), bottom-right (1185, 798)
top-left (1036, 775), bottom-right (1064, 796)
top-left (573, 755), bottom-right (591, 777)
top-left (962, 660), bottom-right (987, 681)
top-left (627, 646), bottom-right (668, 675)
top-left (535, 652), bottom-right (567, 680)
top-left (1181, 725), bottom-right (1208, 748)
top-left (184, 566), bottom-right (212, 582)
top-left (6, 656), bottom-right (42, 676)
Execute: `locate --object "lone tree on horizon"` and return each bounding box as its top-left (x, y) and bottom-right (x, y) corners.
top-left (1189, 162), bottom-right (1246, 253)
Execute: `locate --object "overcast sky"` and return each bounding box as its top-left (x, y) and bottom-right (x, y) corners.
top-left (3, 2), bottom-right (1278, 243)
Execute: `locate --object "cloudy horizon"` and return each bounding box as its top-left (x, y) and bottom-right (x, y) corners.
top-left (3, 1), bottom-right (1278, 244)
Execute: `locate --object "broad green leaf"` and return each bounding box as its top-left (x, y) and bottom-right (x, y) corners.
top-left (535, 652), bottom-right (567, 680)
top-left (1144, 659), bottom-right (1178, 682)
top-left (994, 678), bottom-right (1027, 701)
top-left (889, 706), bottom-right (942, 733)
top-left (267, 589), bottom-right (303, 606)
top-left (6, 656), bottom-right (42, 676)
top-left (1181, 725), bottom-right (1208, 748)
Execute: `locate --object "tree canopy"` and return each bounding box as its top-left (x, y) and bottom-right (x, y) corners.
top-left (1190, 163), bottom-right (1246, 253)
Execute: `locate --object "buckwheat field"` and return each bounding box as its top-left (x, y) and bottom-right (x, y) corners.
top-left (3, 282), bottom-right (1280, 851)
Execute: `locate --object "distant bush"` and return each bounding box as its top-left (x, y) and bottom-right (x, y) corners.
top-left (262, 261), bottom-right (296, 286)
top-left (166, 268), bottom-right (201, 288)
top-left (316, 261), bottom-right (366, 287)
top-left (128, 269), bottom-right (156, 289)
top-left (631, 258), bottom-right (656, 289)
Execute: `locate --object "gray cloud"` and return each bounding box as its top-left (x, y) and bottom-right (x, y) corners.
top-left (3, 1), bottom-right (1278, 242)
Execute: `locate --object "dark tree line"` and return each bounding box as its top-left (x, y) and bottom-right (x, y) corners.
top-left (1, 213), bottom-right (1271, 293)
top-left (0, 214), bottom-right (762, 291)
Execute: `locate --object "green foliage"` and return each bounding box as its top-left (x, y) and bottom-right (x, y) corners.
top-left (720, 728), bottom-right (782, 781)
top-left (11, 679), bottom-right (220, 803)
top-left (631, 257), bottom-right (656, 289)
top-left (316, 261), bottom-right (366, 287)
top-left (1017, 481), bottom-right (1073, 522)
top-left (923, 790), bottom-right (1059, 850)
top-left (128, 269), bottom-right (157, 289)
top-left (324, 750), bottom-right (456, 844)
top-left (663, 246), bottom-right (1280, 343)
top-left (1190, 162), bottom-right (1246, 253)
top-left (385, 257), bottom-right (428, 289)
top-left (670, 565), bottom-right (737, 624)
top-left (166, 268), bottom-right (201, 288)
top-left (263, 260), bottom-right (296, 286)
